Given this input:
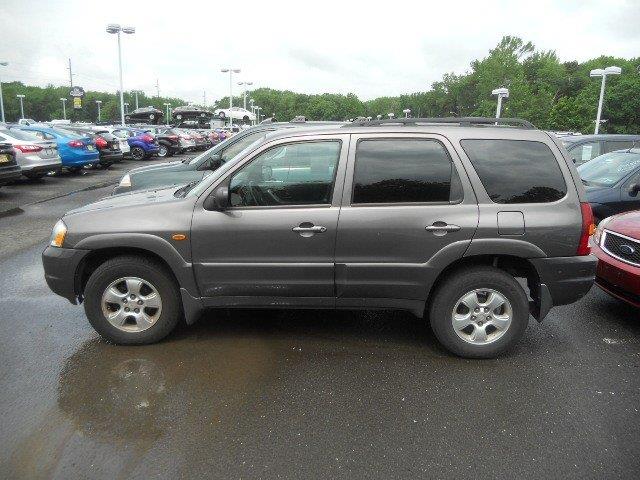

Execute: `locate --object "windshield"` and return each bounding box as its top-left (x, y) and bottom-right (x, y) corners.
top-left (52, 127), bottom-right (84, 139)
top-left (0, 128), bottom-right (40, 141)
top-left (577, 151), bottom-right (640, 187)
top-left (187, 137), bottom-right (266, 197)
top-left (188, 129), bottom-right (267, 166)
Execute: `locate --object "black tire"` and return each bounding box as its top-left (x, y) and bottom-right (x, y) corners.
top-left (131, 146), bottom-right (145, 161)
top-left (218, 111), bottom-right (226, 119)
top-left (83, 255), bottom-right (181, 345)
top-left (242, 115), bottom-right (249, 123)
top-left (428, 266), bottom-right (529, 359)
top-left (157, 144), bottom-right (168, 157)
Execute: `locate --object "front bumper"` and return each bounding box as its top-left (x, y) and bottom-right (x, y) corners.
top-left (42, 246), bottom-right (90, 303)
top-left (529, 255), bottom-right (597, 319)
top-left (593, 243), bottom-right (640, 307)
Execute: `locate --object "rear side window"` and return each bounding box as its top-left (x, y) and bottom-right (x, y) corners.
top-left (352, 139), bottom-right (461, 204)
top-left (604, 140), bottom-right (635, 153)
top-left (461, 139), bottom-right (566, 203)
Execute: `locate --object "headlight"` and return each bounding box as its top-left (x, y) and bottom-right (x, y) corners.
top-left (593, 216), bottom-right (612, 245)
top-left (50, 219), bottom-right (67, 247)
top-left (119, 174), bottom-right (132, 187)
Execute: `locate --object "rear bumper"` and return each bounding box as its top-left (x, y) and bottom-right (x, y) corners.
top-left (21, 159), bottom-right (62, 173)
top-left (98, 151), bottom-right (124, 163)
top-left (42, 246), bottom-right (90, 303)
top-left (0, 166), bottom-right (22, 185)
top-left (530, 255), bottom-right (597, 308)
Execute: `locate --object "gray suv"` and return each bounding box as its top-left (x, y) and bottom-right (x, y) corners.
top-left (42, 117), bottom-right (597, 358)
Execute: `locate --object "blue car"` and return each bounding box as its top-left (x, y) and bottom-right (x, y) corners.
top-left (111, 127), bottom-right (159, 161)
top-left (18, 125), bottom-right (98, 171)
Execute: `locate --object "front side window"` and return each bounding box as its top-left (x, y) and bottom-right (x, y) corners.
top-left (461, 139), bottom-right (567, 203)
top-left (352, 139), bottom-right (459, 204)
top-left (568, 141), bottom-right (601, 164)
top-left (229, 140), bottom-right (341, 207)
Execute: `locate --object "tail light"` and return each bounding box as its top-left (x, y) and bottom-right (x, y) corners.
top-left (14, 144), bottom-right (43, 153)
top-left (95, 137), bottom-right (108, 149)
top-left (141, 134), bottom-right (154, 143)
top-left (68, 139), bottom-right (84, 148)
top-left (577, 202), bottom-right (595, 256)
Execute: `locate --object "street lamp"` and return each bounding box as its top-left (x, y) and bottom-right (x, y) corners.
top-left (220, 67), bottom-right (240, 125)
top-left (16, 94), bottom-right (25, 119)
top-left (60, 98), bottom-right (67, 120)
top-left (106, 23), bottom-right (135, 126)
top-left (163, 102), bottom-right (171, 125)
top-left (95, 100), bottom-right (102, 122)
top-left (133, 90), bottom-right (139, 109)
top-left (254, 105), bottom-right (262, 123)
top-left (590, 66), bottom-right (622, 134)
top-left (237, 81), bottom-right (253, 110)
top-left (403, 108), bottom-right (411, 118)
top-left (0, 61), bottom-right (7, 123)
top-left (491, 87), bottom-right (509, 119)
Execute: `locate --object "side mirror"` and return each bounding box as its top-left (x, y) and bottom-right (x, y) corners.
top-left (203, 185), bottom-right (229, 211)
top-left (628, 183), bottom-right (640, 197)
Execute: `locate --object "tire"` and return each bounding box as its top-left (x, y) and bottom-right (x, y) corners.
top-left (83, 255), bottom-right (182, 345)
top-left (131, 146), bottom-right (145, 161)
top-left (242, 115), bottom-right (249, 123)
top-left (428, 266), bottom-right (529, 359)
top-left (157, 144), bottom-right (168, 157)
top-left (218, 111), bottom-right (226, 119)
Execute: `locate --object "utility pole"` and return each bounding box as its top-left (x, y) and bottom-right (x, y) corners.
top-left (133, 90), bottom-right (139, 109)
top-left (155, 79), bottom-right (160, 97)
top-left (68, 58), bottom-right (73, 88)
top-left (203, 90), bottom-right (206, 108)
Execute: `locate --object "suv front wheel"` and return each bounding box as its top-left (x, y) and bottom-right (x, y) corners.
top-left (83, 256), bottom-right (181, 344)
top-left (429, 266), bottom-right (529, 358)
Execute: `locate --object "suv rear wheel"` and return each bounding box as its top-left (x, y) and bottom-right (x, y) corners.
top-left (429, 266), bottom-right (529, 358)
top-left (83, 256), bottom-right (181, 344)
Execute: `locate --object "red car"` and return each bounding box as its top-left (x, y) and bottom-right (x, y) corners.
top-left (592, 210), bottom-right (640, 307)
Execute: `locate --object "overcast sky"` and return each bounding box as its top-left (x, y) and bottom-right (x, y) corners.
top-left (1, 0), bottom-right (639, 104)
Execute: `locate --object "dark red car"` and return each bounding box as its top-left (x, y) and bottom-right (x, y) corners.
top-left (592, 210), bottom-right (640, 307)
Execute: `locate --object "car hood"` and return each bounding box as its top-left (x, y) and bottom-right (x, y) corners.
top-left (66, 185), bottom-right (184, 215)
top-left (584, 184), bottom-right (610, 200)
top-left (603, 210), bottom-right (640, 240)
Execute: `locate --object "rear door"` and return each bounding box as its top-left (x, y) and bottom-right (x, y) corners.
top-left (334, 134), bottom-right (478, 304)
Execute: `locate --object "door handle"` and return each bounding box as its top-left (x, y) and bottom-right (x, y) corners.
top-left (292, 225), bottom-right (327, 233)
top-left (425, 222), bottom-right (461, 232)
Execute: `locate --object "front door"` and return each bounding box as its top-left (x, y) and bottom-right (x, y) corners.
top-left (190, 135), bottom-right (349, 306)
top-left (334, 134), bottom-right (479, 304)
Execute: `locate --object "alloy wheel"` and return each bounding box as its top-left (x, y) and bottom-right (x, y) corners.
top-left (101, 277), bottom-right (162, 332)
top-left (451, 289), bottom-right (512, 345)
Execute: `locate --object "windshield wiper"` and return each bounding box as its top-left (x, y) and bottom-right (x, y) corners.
top-left (174, 180), bottom-right (200, 197)
top-left (581, 179), bottom-right (591, 186)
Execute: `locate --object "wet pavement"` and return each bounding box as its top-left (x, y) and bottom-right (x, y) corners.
top-left (0, 173), bottom-right (639, 479)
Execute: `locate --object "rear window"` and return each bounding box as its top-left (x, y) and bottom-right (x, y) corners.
top-left (352, 139), bottom-right (461, 204)
top-left (461, 139), bottom-right (566, 203)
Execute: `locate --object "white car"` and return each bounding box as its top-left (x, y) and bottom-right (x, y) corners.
top-left (213, 106), bottom-right (256, 122)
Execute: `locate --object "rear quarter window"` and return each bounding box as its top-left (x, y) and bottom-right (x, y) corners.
top-left (461, 139), bottom-right (567, 204)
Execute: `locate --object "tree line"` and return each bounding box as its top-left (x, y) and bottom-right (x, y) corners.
top-left (3, 37), bottom-right (639, 133)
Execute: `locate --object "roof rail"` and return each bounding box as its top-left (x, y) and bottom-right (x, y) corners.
top-left (347, 117), bottom-right (536, 129)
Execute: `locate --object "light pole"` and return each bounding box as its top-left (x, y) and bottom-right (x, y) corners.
top-left (249, 98), bottom-right (255, 124)
top-left (124, 102), bottom-right (129, 114)
top-left (163, 102), bottom-right (171, 125)
top-left (60, 98), bottom-right (67, 120)
top-left (254, 106), bottom-right (262, 123)
top-left (238, 81), bottom-right (253, 110)
top-left (590, 66), bottom-right (621, 134)
top-left (221, 68), bottom-right (240, 125)
top-left (106, 24), bottom-right (135, 126)
top-left (491, 87), bottom-right (509, 119)
top-left (0, 61), bottom-right (7, 123)
top-left (95, 100), bottom-right (102, 122)
top-left (16, 94), bottom-right (25, 119)
top-left (403, 108), bottom-right (411, 118)
top-left (133, 90), bottom-right (139, 109)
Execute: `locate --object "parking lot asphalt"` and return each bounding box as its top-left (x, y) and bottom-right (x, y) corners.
top-left (0, 164), bottom-right (639, 479)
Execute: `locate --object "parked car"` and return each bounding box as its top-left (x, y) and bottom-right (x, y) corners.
top-left (43, 117), bottom-right (596, 359)
top-left (99, 126), bottom-right (130, 156)
top-left (214, 106), bottom-right (256, 123)
top-left (0, 126), bottom-right (62, 178)
top-left (125, 106), bottom-right (163, 125)
top-left (140, 127), bottom-right (181, 158)
top-left (576, 148), bottom-right (640, 222)
top-left (17, 125), bottom-right (98, 172)
top-left (112, 121), bottom-right (342, 195)
top-left (17, 118), bottom-right (37, 126)
top-left (592, 210), bottom-right (640, 308)
top-left (63, 126), bottom-right (123, 168)
top-left (110, 127), bottom-right (159, 161)
top-left (559, 134), bottom-right (640, 166)
top-left (187, 130), bottom-right (210, 151)
top-left (0, 142), bottom-right (22, 186)
top-left (172, 106), bottom-right (213, 126)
